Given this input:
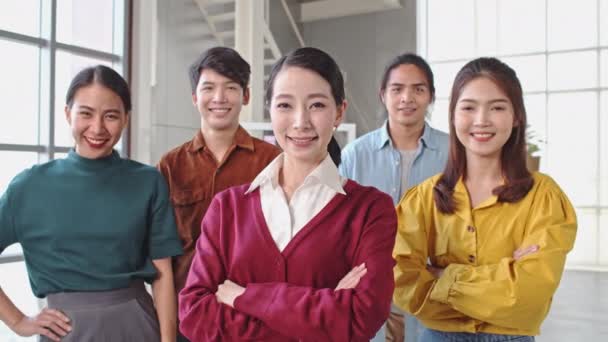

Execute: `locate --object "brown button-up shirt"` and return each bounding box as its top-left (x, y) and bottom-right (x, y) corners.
top-left (157, 126), bottom-right (280, 292)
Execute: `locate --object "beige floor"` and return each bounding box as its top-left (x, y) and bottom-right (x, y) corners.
top-left (537, 270), bottom-right (608, 341)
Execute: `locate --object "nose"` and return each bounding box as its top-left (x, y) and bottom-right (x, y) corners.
top-left (400, 87), bottom-right (415, 103)
top-left (91, 116), bottom-right (106, 134)
top-left (212, 88), bottom-right (227, 102)
top-left (472, 107), bottom-right (491, 127)
top-left (293, 106), bottom-right (312, 130)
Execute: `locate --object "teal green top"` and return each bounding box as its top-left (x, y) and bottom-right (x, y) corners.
top-left (0, 150), bottom-right (183, 298)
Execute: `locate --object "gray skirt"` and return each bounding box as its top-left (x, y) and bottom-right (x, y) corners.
top-left (39, 281), bottom-right (160, 342)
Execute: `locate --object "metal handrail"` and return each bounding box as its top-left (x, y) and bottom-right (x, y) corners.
top-left (280, 0), bottom-right (305, 47)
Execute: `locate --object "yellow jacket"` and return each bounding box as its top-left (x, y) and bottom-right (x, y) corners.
top-left (393, 172), bottom-right (577, 335)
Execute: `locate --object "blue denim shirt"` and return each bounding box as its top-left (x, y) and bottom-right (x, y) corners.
top-left (339, 121), bottom-right (449, 205)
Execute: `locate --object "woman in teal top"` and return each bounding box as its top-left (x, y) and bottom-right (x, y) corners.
top-left (0, 65), bottom-right (182, 341)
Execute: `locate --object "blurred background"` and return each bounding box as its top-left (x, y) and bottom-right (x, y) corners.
top-left (0, 0), bottom-right (606, 340)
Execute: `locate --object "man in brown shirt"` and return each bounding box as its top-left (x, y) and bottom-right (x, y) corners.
top-left (157, 47), bottom-right (280, 339)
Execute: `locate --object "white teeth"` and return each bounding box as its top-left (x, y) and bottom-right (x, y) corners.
top-left (290, 137), bottom-right (314, 142)
top-left (86, 137), bottom-right (107, 144)
top-left (210, 108), bottom-right (230, 113)
top-left (472, 133), bottom-right (493, 138)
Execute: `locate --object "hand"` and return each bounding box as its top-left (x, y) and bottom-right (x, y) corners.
top-left (11, 308), bottom-right (71, 341)
top-left (216, 280), bottom-right (245, 308)
top-left (335, 263), bottom-right (367, 291)
top-left (513, 245), bottom-right (539, 261)
top-left (426, 265), bottom-right (444, 278)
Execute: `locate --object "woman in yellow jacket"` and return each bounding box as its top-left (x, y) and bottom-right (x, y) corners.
top-left (393, 57), bottom-right (577, 342)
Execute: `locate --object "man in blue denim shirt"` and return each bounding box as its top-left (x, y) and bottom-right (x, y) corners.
top-left (340, 54), bottom-right (448, 342)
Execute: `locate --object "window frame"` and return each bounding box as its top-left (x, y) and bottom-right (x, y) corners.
top-left (0, 0), bottom-right (131, 266)
top-left (417, 0), bottom-right (608, 270)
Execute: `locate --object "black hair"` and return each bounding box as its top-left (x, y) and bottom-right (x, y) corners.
top-left (380, 53), bottom-right (436, 103)
top-left (65, 65), bottom-right (131, 112)
top-left (188, 46), bottom-right (251, 93)
top-left (265, 47), bottom-right (344, 167)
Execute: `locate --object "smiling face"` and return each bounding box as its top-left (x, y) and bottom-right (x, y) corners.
top-left (193, 68), bottom-right (249, 132)
top-left (269, 66), bottom-right (345, 167)
top-left (381, 63), bottom-right (432, 129)
top-left (65, 83), bottom-right (128, 159)
top-left (454, 77), bottom-right (516, 161)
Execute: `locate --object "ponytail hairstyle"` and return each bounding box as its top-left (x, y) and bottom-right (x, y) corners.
top-left (66, 65), bottom-right (131, 112)
top-left (265, 47), bottom-right (345, 167)
top-left (433, 57), bottom-right (533, 214)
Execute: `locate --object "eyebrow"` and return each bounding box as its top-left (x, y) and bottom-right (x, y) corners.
top-left (201, 80), bottom-right (238, 86)
top-left (77, 105), bottom-right (122, 114)
top-left (274, 93), bottom-right (331, 100)
top-left (388, 82), bottom-right (428, 88)
top-left (458, 98), bottom-right (509, 104)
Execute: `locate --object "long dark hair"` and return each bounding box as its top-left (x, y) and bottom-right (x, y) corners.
top-left (66, 65), bottom-right (131, 112)
top-left (433, 57), bottom-right (533, 214)
top-left (265, 47), bottom-right (344, 167)
top-left (380, 53), bottom-right (436, 103)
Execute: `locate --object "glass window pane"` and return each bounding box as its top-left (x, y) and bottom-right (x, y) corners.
top-left (0, 40), bottom-right (39, 145)
top-left (56, 0), bottom-right (116, 53)
top-left (600, 209), bottom-right (608, 266)
top-left (54, 50), bottom-right (113, 147)
top-left (3, 243), bottom-right (24, 255)
top-left (0, 0), bottom-right (40, 37)
top-left (429, 98), bottom-right (449, 134)
top-left (546, 92), bottom-right (597, 206)
top-left (566, 208), bottom-right (597, 266)
top-left (497, 0), bottom-right (545, 55)
top-left (601, 49), bottom-right (608, 88)
top-left (524, 94), bottom-right (547, 158)
top-left (53, 152), bottom-right (69, 160)
top-left (548, 51), bottom-right (598, 91)
top-left (0, 152), bottom-right (39, 194)
top-left (427, 0), bottom-right (475, 61)
top-left (502, 54), bottom-right (546, 93)
top-left (602, 0), bottom-right (608, 46)
top-left (601, 91), bottom-right (608, 205)
top-left (0, 261), bottom-right (39, 341)
top-left (476, 0), bottom-right (497, 56)
top-left (548, 0), bottom-right (597, 51)
top-left (432, 61), bottom-right (464, 98)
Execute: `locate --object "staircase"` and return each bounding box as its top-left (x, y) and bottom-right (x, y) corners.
top-left (192, 0), bottom-right (282, 84)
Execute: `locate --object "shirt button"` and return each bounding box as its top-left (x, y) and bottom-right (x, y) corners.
top-left (468, 255), bottom-right (476, 263)
top-left (395, 161), bottom-right (399, 165)
top-left (467, 225), bottom-right (475, 233)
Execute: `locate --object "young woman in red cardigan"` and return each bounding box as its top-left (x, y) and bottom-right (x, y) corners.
top-left (178, 47), bottom-right (397, 341)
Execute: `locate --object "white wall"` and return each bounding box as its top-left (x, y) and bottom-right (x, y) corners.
top-left (131, 0), bottom-right (417, 163)
top-left (301, 0), bottom-right (417, 136)
top-left (132, 0), bottom-right (216, 165)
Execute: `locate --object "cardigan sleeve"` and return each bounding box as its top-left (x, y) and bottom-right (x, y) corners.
top-left (178, 197), bottom-right (279, 341)
top-left (233, 192), bottom-right (396, 341)
top-left (429, 179), bottom-right (577, 331)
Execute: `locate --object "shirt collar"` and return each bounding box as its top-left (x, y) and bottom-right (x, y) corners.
top-left (453, 176), bottom-right (499, 221)
top-left (420, 121), bottom-right (440, 151)
top-left (376, 120), bottom-right (392, 150)
top-left (245, 153), bottom-right (346, 195)
top-left (376, 120), bottom-right (440, 151)
top-left (188, 125), bottom-right (255, 153)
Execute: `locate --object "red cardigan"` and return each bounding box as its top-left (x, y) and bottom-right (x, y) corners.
top-left (178, 180), bottom-right (397, 341)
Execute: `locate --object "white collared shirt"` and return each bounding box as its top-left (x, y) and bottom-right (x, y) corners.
top-left (246, 153), bottom-right (347, 251)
